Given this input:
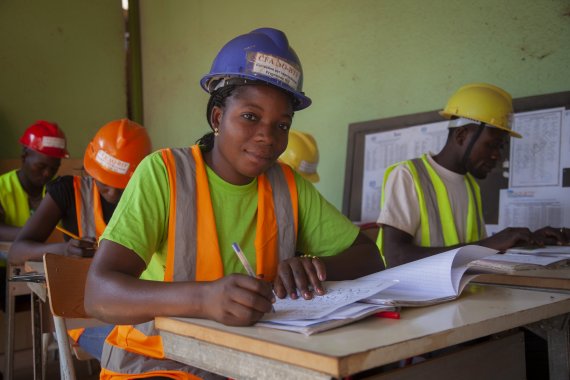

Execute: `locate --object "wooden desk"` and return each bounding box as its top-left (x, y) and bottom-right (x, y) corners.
top-left (475, 267), bottom-right (570, 291)
top-left (156, 285), bottom-right (570, 380)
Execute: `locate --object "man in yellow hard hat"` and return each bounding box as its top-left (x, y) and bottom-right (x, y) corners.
top-left (279, 130), bottom-right (320, 183)
top-left (376, 83), bottom-right (568, 268)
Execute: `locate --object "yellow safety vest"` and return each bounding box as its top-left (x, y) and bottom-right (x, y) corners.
top-left (0, 169), bottom-right (45, 227)
top-left (100, 145), bottom-right (298, 379)
top-left (377, 154), bottom-right (484, 267)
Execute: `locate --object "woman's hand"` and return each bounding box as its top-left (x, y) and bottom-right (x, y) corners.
top-left (201, 274), bottom-right (274, 326)
top-left (65, 237), bottom-right (98, 258)
top-left (273, 255), bottom-right (327, 300)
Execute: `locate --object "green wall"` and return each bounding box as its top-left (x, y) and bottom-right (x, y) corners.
top-left (0, 0), bottom-right (127, 159)
top-left (2, 0), bottom-right (568, 211)
top-left (139, 0), bottom-right (570, 210)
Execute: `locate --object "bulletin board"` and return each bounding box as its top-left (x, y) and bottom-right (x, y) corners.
top-left (342, 91), bottom-right (570, 230)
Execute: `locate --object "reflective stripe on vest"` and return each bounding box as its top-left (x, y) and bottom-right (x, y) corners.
top-left (72, 176), bottom-right (106, 239)
top-left (101, 145), bottom-right (298, 378)
top-left (0, 169), bottom-right (43, 227)
top-left (377, 154), bottom-right (484, 266)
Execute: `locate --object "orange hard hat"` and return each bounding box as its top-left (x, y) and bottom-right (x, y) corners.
top-left (83, 119), bottom-right (152, 189)
top-left (19, 120), bottom-right (69, 158)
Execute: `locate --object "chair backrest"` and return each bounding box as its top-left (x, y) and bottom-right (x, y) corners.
top-left (43, 253), bottom-right (92, 319)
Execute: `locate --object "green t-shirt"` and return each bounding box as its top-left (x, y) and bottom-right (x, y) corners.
top-left (101, 150), bottom-right (359, 281)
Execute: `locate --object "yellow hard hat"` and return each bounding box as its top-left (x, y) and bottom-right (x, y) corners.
top-left (440, 83), bottom-right (521, 138)
top-left (280, 130), bottom-right (320, 183)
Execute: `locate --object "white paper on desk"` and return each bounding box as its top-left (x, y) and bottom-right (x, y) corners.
top-left (508, 245), bottom-right (570, 255)
top-left (480, 252), bottom-right (569, 265)
top-left (256, 303), bottom-right (394, 336)
top-left (361, 245), bottom-right (497, 306)
top-left (264, 278), bottom-right (397, 321)
top-left (262, 303), bottom-right (390, 327)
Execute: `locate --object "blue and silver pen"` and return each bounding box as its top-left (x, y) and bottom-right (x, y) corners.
top-left (231, 242), bottom-right (275, 312)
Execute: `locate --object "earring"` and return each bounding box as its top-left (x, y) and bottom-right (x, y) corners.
top-left (214, 128), bottom-right (219, 137)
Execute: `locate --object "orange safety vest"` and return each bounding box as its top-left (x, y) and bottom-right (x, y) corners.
top-left (73, 176), bottom-right (107, 239)
top-left (100, 145), bottom-right (298, 380)
top-left (68, 176), bottom-right (108, 342)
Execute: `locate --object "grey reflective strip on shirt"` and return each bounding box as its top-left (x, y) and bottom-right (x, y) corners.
top-left (265, 164), bottom-right (296, 262)
top-left (78, 177), bottom-right (96, 237)
top-left (169, 147), bottom-right (198, 282)
top-left (100, 321), bottom-right (220, 378)
top-left (465, 174), bottom-right (483, 239)
top-left (409, 158), bottom-right (445, 246)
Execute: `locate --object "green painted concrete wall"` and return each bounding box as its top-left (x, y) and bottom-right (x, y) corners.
top-left (2, 0), bottom-right (568, 211)
top-left (139, 0), bottom-right (570, 209)
top-left (0, 0), bottom-right (127, 159)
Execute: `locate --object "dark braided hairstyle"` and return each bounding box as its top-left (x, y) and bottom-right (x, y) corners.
top-left (195, 85), bottom-right (237, 152)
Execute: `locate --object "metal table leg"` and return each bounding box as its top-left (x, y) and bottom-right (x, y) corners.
top-left (4, 269), bottom-right (15, 380)
top-left (527, 314), bottom-right (570, 380)
top-left (31, 291), bottom-right (43, 380)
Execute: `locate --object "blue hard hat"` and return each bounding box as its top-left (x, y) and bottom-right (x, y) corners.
top-left (200, 28), bottom-right (312, 111)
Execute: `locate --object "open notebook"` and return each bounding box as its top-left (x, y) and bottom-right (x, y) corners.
top-left (363, 245), bottom-right (569, 307)
top-left (256, 277), bottom-right (397, 335)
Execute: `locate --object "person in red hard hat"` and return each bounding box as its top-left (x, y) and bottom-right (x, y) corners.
top-left (0, 120), bottom-right (69, 241)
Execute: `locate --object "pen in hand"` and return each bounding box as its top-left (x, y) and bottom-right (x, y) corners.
top-left (231, 242), bottom-right (275, 313)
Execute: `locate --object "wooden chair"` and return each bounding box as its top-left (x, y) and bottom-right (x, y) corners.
top-left (43, 253), bottom-right (102, 380)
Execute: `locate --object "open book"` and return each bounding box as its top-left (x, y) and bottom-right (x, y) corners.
top-left (363, 245), bottom-right (570, 307)
top-left (256, 277), bottom-right (397, 335)
top-left (467, 251), bottom-right (570, 274)
top-left (361, 245), bottom-right (498, 307)
top-left (507, 245), bottom-right (570, 255)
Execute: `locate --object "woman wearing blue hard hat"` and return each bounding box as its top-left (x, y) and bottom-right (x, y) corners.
top-left (85, 28), bottom-right (383, 379)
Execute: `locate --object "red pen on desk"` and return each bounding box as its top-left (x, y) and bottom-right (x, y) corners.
top-left (375, 311), bottom-right (401, 319)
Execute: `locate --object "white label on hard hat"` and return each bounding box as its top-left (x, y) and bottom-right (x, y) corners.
top-left (250, 52), bottom-right (300, 90)
top-left (40, 136), bottom-right (66, 149)
top-left (95, 150), bottom-right (130, 175)
top-left (298, 160), bottom-right (317, 174)
top-left (448, 117), bottom-right (483, 129)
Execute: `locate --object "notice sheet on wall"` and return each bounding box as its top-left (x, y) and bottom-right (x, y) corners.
top-left (361, 121), bottom-right (448, 222)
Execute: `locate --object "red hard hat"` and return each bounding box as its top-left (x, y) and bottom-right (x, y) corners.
top-left (19, 120), bottom-right (69, 158)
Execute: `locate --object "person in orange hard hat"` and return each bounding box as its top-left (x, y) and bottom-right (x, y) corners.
top-left (10, 118), bottom-right (152, 264)
top-left (376, 83), bottom-right (568, 268)
top-left (279, 130), bottom-right (320, 183)
top-left (9, 118), bottom-right (151, 361)
top-left (0, 120), bottom-right (68, 241)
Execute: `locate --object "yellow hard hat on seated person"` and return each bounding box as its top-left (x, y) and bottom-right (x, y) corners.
top-left (440, 83), bottom-right (521, 138)
top-left (279, 130), bottom-right (320, 183)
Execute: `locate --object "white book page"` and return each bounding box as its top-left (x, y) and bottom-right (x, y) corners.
top-left (477, 253), bottom-right (568, 266)
top-left (263, 278), bottom-right (396, 321)
top-left (507, 245), bottom-right (570, 255)
top-left (364, 245), bottom-right (497, 303)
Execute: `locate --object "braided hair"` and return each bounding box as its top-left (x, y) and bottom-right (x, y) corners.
top-left (195, 85), bottom-right (237, 152)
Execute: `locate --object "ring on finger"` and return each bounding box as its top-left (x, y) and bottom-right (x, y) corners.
top-left (301, 254), bottom-right (317, 260)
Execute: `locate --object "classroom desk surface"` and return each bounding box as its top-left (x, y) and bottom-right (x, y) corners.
top-left (156, 284), bottom-right (570, 379)
top-left (475, 266), bottom-right (570, 291)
